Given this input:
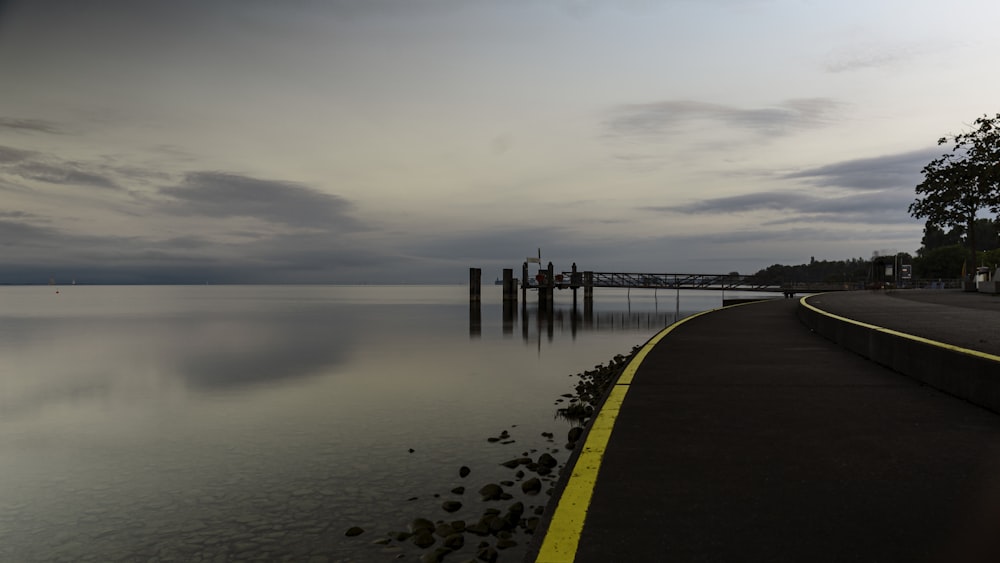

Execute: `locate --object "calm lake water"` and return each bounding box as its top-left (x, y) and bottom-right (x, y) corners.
top-left (0, 284), bottom-right (772, 562)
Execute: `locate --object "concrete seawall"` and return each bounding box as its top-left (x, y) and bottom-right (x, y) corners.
top-left (798, 292), bottom-right (1000, 415)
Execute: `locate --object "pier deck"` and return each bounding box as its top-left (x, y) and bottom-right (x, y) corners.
top-left (529, 290), bottom-right (1000, 562)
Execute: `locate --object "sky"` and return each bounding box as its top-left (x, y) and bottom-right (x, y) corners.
top-left (1, 0), bottom-right (999, 284)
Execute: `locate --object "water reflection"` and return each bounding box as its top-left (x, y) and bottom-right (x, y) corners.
top-left (0, 308), bottom-right (358, 420)
top-left (470, 299), bottom-right (684, 343)
top-left (0, 285), bottom-right (762, 562)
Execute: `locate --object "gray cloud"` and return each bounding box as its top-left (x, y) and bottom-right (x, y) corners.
top-left (158, 172), bottom-right (361, 231)
top-left (13, 161), bottom-right (120, 189)
top-left (645, 188), bottom-right (915, 225)
top-left (782, 147), bottom-right (941, 191)
top-left (823, 41), bottom-right (936, 74)
top-left (606, 98), bottom-right (843, 139)
top-left (0, 145), bottom-right (122, 190)
top-left (0, 145), bottom-right (35, 163)
top-left (0, 117), bottom-right (62, 134)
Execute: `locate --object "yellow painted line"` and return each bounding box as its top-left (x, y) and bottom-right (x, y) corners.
top-left (534, 299), bottom-right (765, 563)
top-left (800, 294), bottom-right (1000, 363)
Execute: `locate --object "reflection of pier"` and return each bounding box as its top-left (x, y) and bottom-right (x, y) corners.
top-left (471, 288), bottom-right (687, 343)
top-left (479, 300), bottom-right (685, 343)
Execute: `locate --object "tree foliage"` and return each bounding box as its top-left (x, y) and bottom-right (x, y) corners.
top-left (751, 258), bottom-right (870, 285)
top-left (909, 113), bottom-right (1000, 268)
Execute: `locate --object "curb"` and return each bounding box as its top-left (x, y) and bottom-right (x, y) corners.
top-left (798, 294), bottom-right (1000, 414)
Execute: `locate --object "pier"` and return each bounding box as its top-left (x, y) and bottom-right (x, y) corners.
top-left (469, 264), bottom-right (847, 307)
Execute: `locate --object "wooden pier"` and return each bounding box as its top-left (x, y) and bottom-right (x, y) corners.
top-left (469, 264), bottom-right (848, 307)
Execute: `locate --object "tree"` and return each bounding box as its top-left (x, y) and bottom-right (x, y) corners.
top-left (909, 113), bottom-right (1000, 272)
top-left (913, 245), bottom-right (967, 279)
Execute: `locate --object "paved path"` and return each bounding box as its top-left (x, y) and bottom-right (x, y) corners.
top-left (529, 293), bottom-right (1000, 562)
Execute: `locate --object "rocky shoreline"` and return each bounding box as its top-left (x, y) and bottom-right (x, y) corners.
top-left (346, 345), bottom-right (641, 562)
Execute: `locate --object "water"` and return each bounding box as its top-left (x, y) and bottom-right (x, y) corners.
top-left (0, 284), bottom-right (773, 562)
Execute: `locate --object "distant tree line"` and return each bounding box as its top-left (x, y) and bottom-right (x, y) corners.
top-left (748, 256), bottom-right (873, 286)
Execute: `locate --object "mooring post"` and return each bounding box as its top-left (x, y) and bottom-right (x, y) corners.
top-left (502, 268), bottom-right (515, 302)
top-left (470, 267), bottom-right (481, 302)
top-left (571, 262), bottom-right (579, 308)
top-left (521, 262), bottom-right (529, 304)
top-left (539, 261), bottom-right (554, 308)
top-left (583, 270), bottom-right (594, 304)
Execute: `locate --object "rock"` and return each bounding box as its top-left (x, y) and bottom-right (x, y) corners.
top-left (476, 546), bottom-right (498, 562)
top-left (478, 484), bottom-right (503, 501)
top-left (420, 547), bottom-right (452, 563)
top-left (500, 458), bottom-right (531, 469)
top-left (465, 521), bottom-right (490, 536)
top-left (442, 533), bottom-right (464, 550)
top-left (435, 523), bottom-right (455, 537)
top-left (409, 518), bottom-right (435, 534)
top-left (521, 478), bottom-right (542, 495)
top-left (450, 520), bottom-right (466, 532)
top-left (459, 466), bottom-right (471, 478)
top-left (567, 427), bottom-right (584, 443)
top-left (411, 530), bottom-right (436, 548)
top-left (538, 453), bottom-right (558, 468)
top-left (496, 537), bottom-right (518, 550)
top-left (345, 526), bottom-right (364, 537)
top-left (442, 501), bottom-right (462, 513)
top-left (525, 517), bottom-right (540, 534)
top-left (451, 486), bottom-right (465, 495)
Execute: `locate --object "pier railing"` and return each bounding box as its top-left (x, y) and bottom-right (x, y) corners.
top-left (556, 272), bottom-right (842, 292)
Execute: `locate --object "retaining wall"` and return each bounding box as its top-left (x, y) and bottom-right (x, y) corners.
top-left (797, 297), bottom-right (1000, 415)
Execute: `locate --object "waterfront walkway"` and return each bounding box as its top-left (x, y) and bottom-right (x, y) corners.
top-left (528, 290), bottom-right (1000, 562)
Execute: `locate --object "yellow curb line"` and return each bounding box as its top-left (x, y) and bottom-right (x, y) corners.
top-left (800, 294), bottom-right (1000, 364)
top-left (534, 300), bottom-right (763, 563)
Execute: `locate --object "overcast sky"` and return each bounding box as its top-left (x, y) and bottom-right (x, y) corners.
top-left (2, 0), bottom-right (997, 284)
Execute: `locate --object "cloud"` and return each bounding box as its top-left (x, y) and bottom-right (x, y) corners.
top-left (0, 145), bottom-right (121, 190)
top-left (12, 161), bottom-right (120, 189)
top-left (0, 145), bottom-right (36, 163)
top-left (823, 41), bottom-right (940, 73)
top-left (157, 172), bottom-right (361, 231)
top-left (0, 117), bottom-right (62, 134)
top-left (782, 147), bottom-right (941, 191)
top-left (605, 98), bottom-right (843, 139)
top-left (645, 188), bottom-right (916, 224)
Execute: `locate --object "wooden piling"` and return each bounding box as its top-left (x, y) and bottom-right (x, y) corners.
top-left (502, 268), bottom-right (516, 302)
top-left (539, 262), bottom-right (555, 308)
top-left (469, 267), bottom-right (481, 302)
top-left (522, 262), bottom-right (529, 304)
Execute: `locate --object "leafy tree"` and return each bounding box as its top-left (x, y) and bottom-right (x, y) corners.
top-left (913, 245), bottom-right (967, 279)
top-left (909, 113), bottom-right (1000, 271)
top-left (919, 221), bottom-right (961, 250)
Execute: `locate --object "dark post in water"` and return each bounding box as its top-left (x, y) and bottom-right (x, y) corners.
top-left (522, 262), bottom-right (529, 305)
top-left (469, 267), bottom-right (481, 302)
top-left (584, 270), bottom-right (594, 306)
top-left (502, 268), bottom-right (517, 302)
top-left (539, 262), bottom-right (555, 309)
